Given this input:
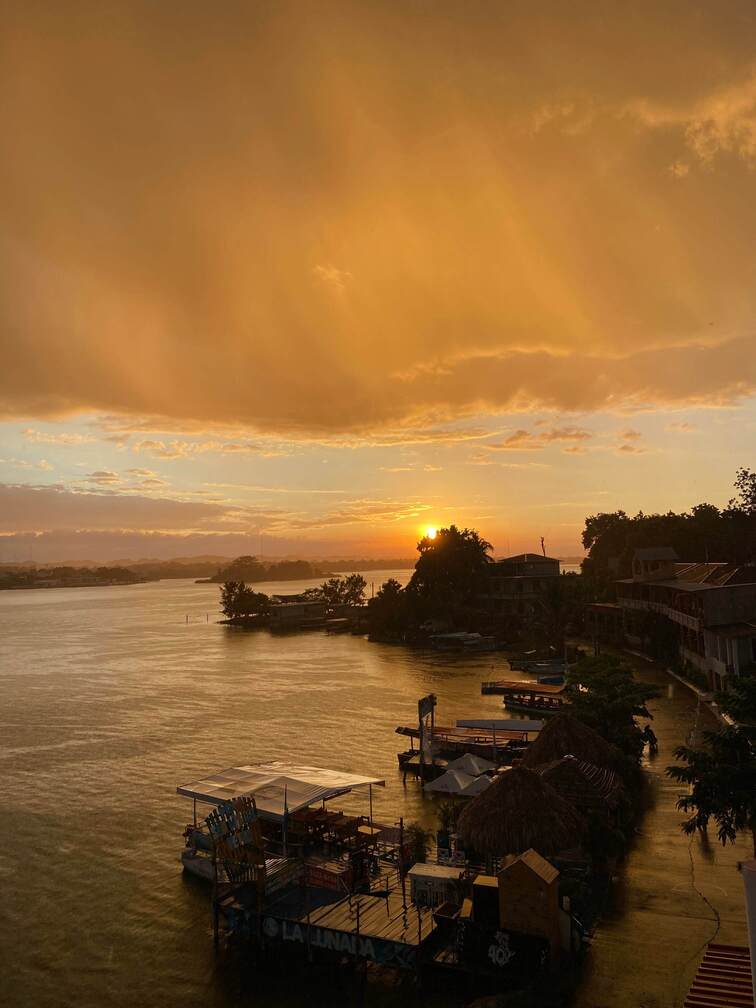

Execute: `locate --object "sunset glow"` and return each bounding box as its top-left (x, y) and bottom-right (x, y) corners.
top-left (1, 4), bottom-right (755, 563)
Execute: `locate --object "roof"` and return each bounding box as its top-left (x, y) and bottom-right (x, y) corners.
top-left (500, 848), bottom-right (559, 885)
top-left (633, 547), bottom-right (678, 561)
top-left (496, 553), bottom-right (560, 564)
top-left (456, 766), bottom-right (584, 857)
top-left (521, 713), bottom-right (621, 770)
top-left (534, 755), bottom-right (623, 809)
top-left (424, 769), bottom-right (478, 795)
top-left (176, 762), bottom-right (384, 820)
top-left (446, 753), bottom-right (497, 776)
top-left (621, 561), bottom-right (756, 589)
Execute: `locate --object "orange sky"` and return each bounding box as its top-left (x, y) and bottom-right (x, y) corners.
top-left (1, 2), bottom-right (755, 561)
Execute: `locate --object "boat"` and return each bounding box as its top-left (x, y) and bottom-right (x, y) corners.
top-left (500, 680), bottom-right (570, 716)
top-left (429, 632), bottom-right (498, 652)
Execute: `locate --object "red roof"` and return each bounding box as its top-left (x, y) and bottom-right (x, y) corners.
top-left (685, 943), bottom-right (753, 1008)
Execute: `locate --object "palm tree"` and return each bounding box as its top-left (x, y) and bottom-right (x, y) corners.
top-left (666, 727), bottom-right (756, 857)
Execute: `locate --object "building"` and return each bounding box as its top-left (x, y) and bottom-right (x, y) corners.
top-left (485, 553), bottom-right (561, 619)
top-left (586, 547), bottom-right (756, 691)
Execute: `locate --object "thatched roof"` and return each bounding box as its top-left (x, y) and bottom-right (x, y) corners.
top-left (534, 755), bottom-right (623, 812)
top-left (521, 713), bottom-right (621, 770)
top-left (456, 766), bottom-right (584, 858)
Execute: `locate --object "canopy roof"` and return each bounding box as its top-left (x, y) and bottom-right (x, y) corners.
top-left (424, 768), bottom-right (493, 797)
top-left (446, 753), bottom-right (496, 776)
top-left (177, 762), bottom-right (385, 820)
top-left (424, 769), bottom-right (477, 795)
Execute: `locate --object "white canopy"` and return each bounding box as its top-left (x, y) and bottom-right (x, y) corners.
top-left (446, 753), bottom-right (496, 776)
top-left (424, 769), bottom-right (478, 795)
top-left (462, 774), bottom-right (492, 796)
top-left (176, 762), bottom-right (385, 821)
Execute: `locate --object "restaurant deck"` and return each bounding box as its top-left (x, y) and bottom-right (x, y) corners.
top-left (217, 874), bottom-right (439, 969)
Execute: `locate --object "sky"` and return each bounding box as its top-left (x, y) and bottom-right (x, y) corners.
top-left (2, 1), bottom-right (756, 563)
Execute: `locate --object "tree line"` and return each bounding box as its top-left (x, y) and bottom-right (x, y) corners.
top-left (220, 573), bottom-right (367, 620)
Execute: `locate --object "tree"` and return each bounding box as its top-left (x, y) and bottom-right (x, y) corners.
top-left (408, 525), bottom-right (492, 621)
top-left (568, 654), bottom-right (660, 765)
top-left (219, 581), bottom-right (270, 618)
top-left (717, 677), bottom-right (756, 734)
top-left (666, 727), bottom-right (756, 856)
top-left (307, 573), bottom-right (367, 607)
top-left (220, 581), bottom-right (241, 618)
top-left (729, 467), bottom-right (756, 514)
top-left (367, 578), bottom-right (410, 637)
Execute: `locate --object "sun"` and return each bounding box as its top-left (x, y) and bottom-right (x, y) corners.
top-left (425, 526), bottom-right (437, 540)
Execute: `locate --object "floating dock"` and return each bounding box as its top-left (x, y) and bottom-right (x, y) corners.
top-left (218, 874), bottom-right (437, 970)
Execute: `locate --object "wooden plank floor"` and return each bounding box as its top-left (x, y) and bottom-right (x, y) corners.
top-left (266, 883), bottom-right (436, 947)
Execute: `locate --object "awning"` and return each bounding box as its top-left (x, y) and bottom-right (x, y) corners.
top-left (176, 762), bottom-right (385, 820)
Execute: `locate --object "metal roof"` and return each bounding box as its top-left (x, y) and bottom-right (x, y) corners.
top-left (176, 762), bottom-right (385, 820)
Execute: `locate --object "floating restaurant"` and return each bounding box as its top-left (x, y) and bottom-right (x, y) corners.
top-left (176, 756), bottom-right (586, 985)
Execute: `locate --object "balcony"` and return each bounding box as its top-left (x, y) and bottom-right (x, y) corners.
top-left (618, 597), bottom-right (701, 631)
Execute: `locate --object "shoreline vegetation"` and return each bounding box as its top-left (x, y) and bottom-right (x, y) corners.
top-left (0, 555), bottom-right (415, 592)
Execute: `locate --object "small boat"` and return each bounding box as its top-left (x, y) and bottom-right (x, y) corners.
top-left (481, 679), bottom-right (571, 716)
top-left (430, 632), bottom-right (498, 653)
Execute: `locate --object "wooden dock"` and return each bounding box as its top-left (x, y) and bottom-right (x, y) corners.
top-left (218, 875), bottom-right (438, 969)
top-left (396, 724), bottom-right (531, 767)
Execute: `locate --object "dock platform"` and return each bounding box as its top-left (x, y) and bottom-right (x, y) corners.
top-left (218, 875), bottom-right (437, 969)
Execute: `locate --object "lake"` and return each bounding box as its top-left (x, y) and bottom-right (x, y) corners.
top-left (1, 572), bottom-right (522, 1007)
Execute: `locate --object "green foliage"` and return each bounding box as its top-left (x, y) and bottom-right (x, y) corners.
top-left (568, 654), bottom-right (660, 765)
top-left (666, 727), bottom-right (756, 856)
top-left (367, 577), bottom-right (410, 636)
top-left (404, 822), bottom-right (433, 864)
top-left (213, 556), bottom-right (324, 584)
top-left (717, 676), bottom-right (756, 731)
top-left (581, 469), bottom-right (756, 588)
top-left (436, 799), bottom-right (462, 832)
top-left (407, 524), bottom-right (492, 622)
top-left (219, 581), bottom-right (271, 618)
top-left (305, 573), bottom-right (367, 606)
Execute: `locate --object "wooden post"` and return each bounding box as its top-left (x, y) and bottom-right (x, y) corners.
top-left (368, 784), bottom-right (373, 827)
top-left (399, 817), bottom-right (407, 911)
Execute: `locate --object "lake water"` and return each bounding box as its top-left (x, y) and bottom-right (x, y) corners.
top-left (1, 572), bottom-right (527, 1008)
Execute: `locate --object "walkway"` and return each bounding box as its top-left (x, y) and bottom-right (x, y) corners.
top-left (573, 654), bottom-right (751, 1008)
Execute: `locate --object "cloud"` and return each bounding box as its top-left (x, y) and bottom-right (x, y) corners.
top-left (0, 481), bottom-right (295, 535)
top-left (615, 442), bottom-right (647, 455)
top-left (22, 428), bottom-right (97, 445)
top-left (667, 421), bottom-right (697, 432)
top-left (85, 470), bottom-right (121, 486)
top-left (618, 428), bottom-right (642, 440)
top-left (125, 467), bottom-right (159, 478)
top-left (132, 439), bottom-right (288, 460)
top-left (668, 161), bottom-right (689, 178)
top-left (1, 5), bottom-right (756, 437)
top-left (312, 264), bottom-right (352, 290)
top-left (480, 427), bottom-right (593, 452)
top-left (0, 457), bottom-right (54, 471)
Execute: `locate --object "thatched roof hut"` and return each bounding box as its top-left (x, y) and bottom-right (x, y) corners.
top-left (534, 755), bottom-right (623, 813)
top-left (521, 713), bottom-right (621, 770)
top-left (456, 766), bottom-right (584, 858)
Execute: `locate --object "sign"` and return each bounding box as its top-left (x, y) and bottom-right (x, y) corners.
top-left (261, 916), bottom-right (417, 969)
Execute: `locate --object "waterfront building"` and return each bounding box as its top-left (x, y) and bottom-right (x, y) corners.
top-left (586, 547), bottom-right (756, 691)
top-left (485, 553), bottom-right (561, 619)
